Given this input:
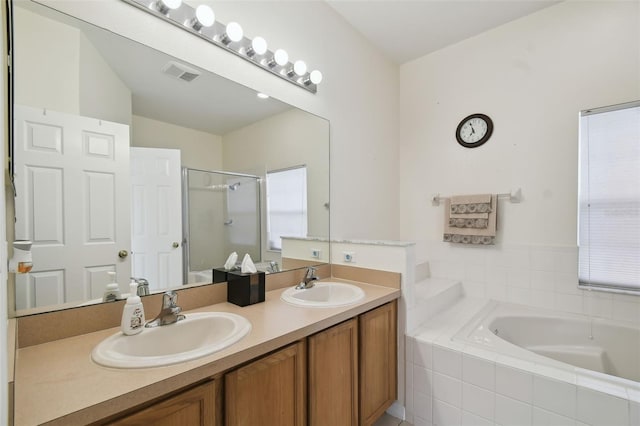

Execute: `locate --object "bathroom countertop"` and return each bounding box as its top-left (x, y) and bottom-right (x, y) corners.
top-left (14, 280), bottom-right (399, 426)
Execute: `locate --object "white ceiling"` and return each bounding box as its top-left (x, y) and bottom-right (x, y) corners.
top-left (83, 24), bottom-right (293, 135)
top-left (31, 1), bottom-right (561, 135)
top-left (326, 0), bottom-right (561, 64)
top-left (28, 1), bottom-right (292, 135)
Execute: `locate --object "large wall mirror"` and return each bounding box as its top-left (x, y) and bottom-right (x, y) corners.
top-left (9, 0), bottom-right (330, 316)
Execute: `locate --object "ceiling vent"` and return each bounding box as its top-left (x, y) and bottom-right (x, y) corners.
top-left (161, 61), bottom-right (201, 83)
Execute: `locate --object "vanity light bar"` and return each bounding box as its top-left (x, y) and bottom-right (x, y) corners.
top-left (121, 0), bottom-right (321, 94)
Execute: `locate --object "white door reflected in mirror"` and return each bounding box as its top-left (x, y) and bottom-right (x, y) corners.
top-left (14, 105), bottom-right (131, 310)
top-left (130, 147), bottom-right (183, 292)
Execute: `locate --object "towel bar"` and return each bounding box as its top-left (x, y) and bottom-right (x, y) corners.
top-left (431, 188), bottom-right (521, 206)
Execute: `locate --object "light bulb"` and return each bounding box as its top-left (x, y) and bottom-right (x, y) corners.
top-left (293, 60), bottom-right (307, 76)
top-left (226, 22), bottom-right (243, 42)
top-left (274, 49), bottom-right (288, 66)
top-left (257, 93), bottom-right (269, 99)
top-left (156, 0), bottom-right (181, 14)
top-left (193, 5), bottom-right (215, 29)
top-left (310, 70), bottom-right (323, 84)
top-left (251, 37), bottom-right (268, 55)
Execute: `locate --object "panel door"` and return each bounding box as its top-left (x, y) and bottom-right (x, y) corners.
top-left (308, 318), bottom-right (359, 426)
top-left (108, 380), bottom-right (218, 426)
top-left (130, 147), bottom-right (182, 291)
top-left (225, 341), bottom-right (306, 426)
top-left (13, 105), bottom-right (130, 309)
top-left (359, 301), bottom-right (398, 426)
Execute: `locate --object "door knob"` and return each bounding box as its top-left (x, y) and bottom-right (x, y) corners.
top-left (118, 250), bottom-right (128, 259)
top-left (172, 242), bottom-right (180, 248)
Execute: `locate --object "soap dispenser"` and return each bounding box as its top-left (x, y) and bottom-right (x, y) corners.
top-left (121, 281), bottom-right (145, 336)
top-left (103, 272), bottom-right (122, 302)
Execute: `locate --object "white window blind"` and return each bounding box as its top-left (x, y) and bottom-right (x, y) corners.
top-left (578, 101), bottom-right (640, 292)
top-left (266, 166), bottom-right (307, 251)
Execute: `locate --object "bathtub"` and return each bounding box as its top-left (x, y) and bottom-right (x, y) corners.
top-left (454, 300), bottom-right (640, 386)
top-left (407, 294), bottom-right (639, 426)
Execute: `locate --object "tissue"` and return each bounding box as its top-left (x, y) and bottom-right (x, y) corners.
top-left (224, 252), bottom-right (238, 270)
top-left (240, 253), bottom-right (257, 274)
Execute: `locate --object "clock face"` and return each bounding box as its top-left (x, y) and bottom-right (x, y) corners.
top-left (456, 114), bottom-right (493, 148)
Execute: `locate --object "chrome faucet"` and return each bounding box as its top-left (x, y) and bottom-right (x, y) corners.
top-left (295, 267), bottom-right (318, 290)
top-left (145, 291), bottom-right (185, 327)
top-left (268, 261), bottom-right (280, 273)
top-left (131, 277), bottom-right (150, 296)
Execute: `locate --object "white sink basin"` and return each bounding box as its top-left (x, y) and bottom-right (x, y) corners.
top-left (281, 282), bottom-right (365, 308)
top-left (91, 312), bottom-right (251, 369)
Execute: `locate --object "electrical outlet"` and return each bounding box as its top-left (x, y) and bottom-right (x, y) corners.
top-left (311, 248), bottom-right (321, 259)
top-left (343, 251), bottom-right (356, 263)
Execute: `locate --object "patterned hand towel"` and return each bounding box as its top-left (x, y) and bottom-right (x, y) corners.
top-left (443, 194), bottom-right (497, 245)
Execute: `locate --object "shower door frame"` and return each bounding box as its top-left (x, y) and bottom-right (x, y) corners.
top-left (181, 167), bottom-right (262, 284)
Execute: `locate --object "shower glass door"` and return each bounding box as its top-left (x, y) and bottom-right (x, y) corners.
top-left (183, 168), bottom-right (261, 283)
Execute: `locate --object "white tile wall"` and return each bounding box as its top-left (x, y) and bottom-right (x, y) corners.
top-left (405, 335), bottom-right (638, 426)
top-left (495, 364), bottom-right (533, 403)
top-left (418, 242), bottom-right (640, 322)
top-left (495, 394), bottom-right (532, 426)
top-left (533, 376), bottom-right (576, 419)
top-left (532, 407), bottom-right (576, 426)
top-left (403, 241), bottom-right (640, 425)
top-left (433, 373), bottom-right (462, 408)
top-left (630, 401), bottom-right (640, 426)
top-left (576, 387), bottom-right (629, 426)
top-left (433, 399), bottom-right (462, 426)
top-left (463, 354), bottom-right (495, 391)
top-left (462, 382), bottom-right (494, 421)
top-left (433, 345), bottom-right (462, 379)
top-left (462, 410), bottom-right (493, 426)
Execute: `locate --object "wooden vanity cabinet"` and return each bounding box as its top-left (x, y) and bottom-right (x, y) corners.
top-left (359, 300), bottom-right (397, 426)
top-left (225, 340), bottom-right (307, 426)
top-left (97, 300), bottom-right (396, 426)
top-left (308, 318), bottom-right (359, 426)
top-left (307, 300), bottom-right (397, 426)
top-left (106, 379), bottom-right (220, 426)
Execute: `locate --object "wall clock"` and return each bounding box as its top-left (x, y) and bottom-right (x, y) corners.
top-left (456, 113), bottom-right (493, 148)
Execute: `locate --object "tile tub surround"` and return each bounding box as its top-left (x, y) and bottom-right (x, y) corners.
top-left (417, 242), bottom-right (640, 323)
top-left (404, 295), bottom-right (640, 426)
top-left (13, 274), bottom-right (399, 425)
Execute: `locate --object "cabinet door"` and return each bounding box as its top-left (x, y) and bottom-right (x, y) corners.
top-left (359, 301), bottom-right (398, 426)
top-left (308, 318), bottom-right (358, 426)
top-left (108, 380), bottom-right (218, 426)
top-left (226, 340), bottom-right (306, 426)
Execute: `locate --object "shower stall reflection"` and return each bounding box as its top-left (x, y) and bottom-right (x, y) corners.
top-left (183, 168), bottom-right (261, 284)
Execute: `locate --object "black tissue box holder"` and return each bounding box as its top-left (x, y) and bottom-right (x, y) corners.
top-left (213, 267), bottom-right (232, 284)
top-left (226, 271), bottom-right (265, 307)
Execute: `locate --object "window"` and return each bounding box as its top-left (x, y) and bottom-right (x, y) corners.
top-left (266, 166), bottom-right (307, 251)
top-left (578, 101), bottom-right (640, 293)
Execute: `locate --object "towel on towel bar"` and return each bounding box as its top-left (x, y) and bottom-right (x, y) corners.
top-left (443, 194), bottom-right (497, 244)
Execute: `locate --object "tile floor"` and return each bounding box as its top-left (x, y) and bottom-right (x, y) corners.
top-left (374, 413), bottom-right (412, 426)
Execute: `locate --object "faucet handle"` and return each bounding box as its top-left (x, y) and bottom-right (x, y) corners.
top-left (306, 266), bottom-right (317, 278)
top-left (162, 291), bottom-right (178, 308)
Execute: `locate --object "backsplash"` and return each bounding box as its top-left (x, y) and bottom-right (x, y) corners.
top-left (418, 241), bottom-right (640, 323)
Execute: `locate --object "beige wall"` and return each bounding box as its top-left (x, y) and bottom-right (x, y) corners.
top-left (222, 108), bottom-right (330, 262)
top-left (131, 115), bottom-right (223, 171)
top-left (399, 0), bottom-right (640, 249)
top-left (79, 33), bottom-right (132, 125)
top-left (36, 0), bottom-right (401, 242)
top-left (14, 5), bottom-right (131, 124)
top-left (13, 5), bottom-right (80, 114)
top-left (131, 115), bottom-right (224, 271)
